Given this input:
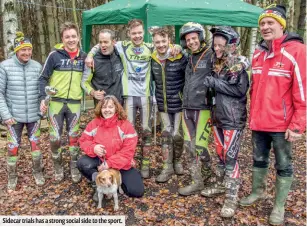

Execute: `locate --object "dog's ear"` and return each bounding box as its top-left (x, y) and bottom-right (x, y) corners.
top-left (111, 172), bottom-right (117, 185)
top-left (96, 174), bottom-right (104, 185)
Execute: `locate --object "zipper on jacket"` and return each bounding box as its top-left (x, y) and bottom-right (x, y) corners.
top-left (66, 59), bottom-right (74, 101)
top-left (23, 66), bottom-right (28, 121)
top-left (161, 63), bottom-right (167, 112)
top-left (282, 99), bottom-right (287, 121)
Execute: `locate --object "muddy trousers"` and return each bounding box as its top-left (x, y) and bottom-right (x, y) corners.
top-left (124, 96), bottom-right (153, 178)
top-left (178, 109), bottom-right (211, 196)
top-left (48, 101), bottom-right (81, 183)
top-left (6, 121), bottom-right (44, 189)
top-left (156, 112), bottom-right (184, 183)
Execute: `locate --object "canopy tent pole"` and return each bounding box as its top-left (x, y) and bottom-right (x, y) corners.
top-left (175, 25), bottom-right (181, 44)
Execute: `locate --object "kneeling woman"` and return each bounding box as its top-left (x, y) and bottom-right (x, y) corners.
top-left (77, 95), bottom-right (144, 198)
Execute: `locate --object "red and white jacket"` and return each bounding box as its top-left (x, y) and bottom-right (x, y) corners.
top-left (79, 114), bottom-right (138, 170)
top-left (250, 33), bottom-right (306, 134)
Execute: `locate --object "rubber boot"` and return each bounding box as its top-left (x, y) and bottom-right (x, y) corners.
top-left (156, 137), bottom-right (174, 183)
top-left (269, 175), bottom-right (293, 225)
top-left (52, 149), bottom-right (64, 182)
top-left (239, 167), bottom-right (268, 206)
top-left (140, 136), bottom-right (151, 179)
top-left (70, 147), bottom-right (82, 183)
top-left (7, 156), bottom-right (18, 190)
top-left (31, 151), bottom-right (45, 186)
top-left (173, 136), bottom-right (184, 175)
top-left (220, 174), bottom-right (240, 218)
top-left (201, 164), bottom-right (225, 197)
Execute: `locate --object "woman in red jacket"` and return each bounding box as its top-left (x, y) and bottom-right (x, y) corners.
top-left (77, 95), bottom-right (144, 198)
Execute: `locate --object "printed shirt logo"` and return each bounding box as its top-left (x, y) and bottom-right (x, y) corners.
top-left (132, 47), bottom-right (144, 55)
top-left (135, 67), bottom-right (142, 73)
top-left (273, 61), bottom-right (285, 69)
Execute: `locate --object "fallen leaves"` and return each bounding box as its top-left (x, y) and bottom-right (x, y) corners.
top-left (0, 108), bottom-right (305, 226)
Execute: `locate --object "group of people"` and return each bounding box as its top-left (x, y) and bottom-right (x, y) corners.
top-left (0, 4), bottom-right (305, 225)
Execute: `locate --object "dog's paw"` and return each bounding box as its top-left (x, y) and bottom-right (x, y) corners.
top-left (97, 205), bottom-right (102, 209)
top-left (114, 205), bottom-right (119, 211)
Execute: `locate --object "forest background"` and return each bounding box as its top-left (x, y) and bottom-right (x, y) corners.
top-left (0, 0), bottom-right (306, 62)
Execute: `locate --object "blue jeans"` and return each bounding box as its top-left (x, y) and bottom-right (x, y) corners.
top-left (252, 131), bottom-right (293, 177)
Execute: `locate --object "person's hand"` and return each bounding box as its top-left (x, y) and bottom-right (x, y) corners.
top-left (98, 161), bottom-right (109, 171)
top-left (91, 90), bottom-right (105, 100)
top-left (170, 45), bottom-right (182, 56)
top-left (40, 100), bottom-right (48, 114)
top-left (204, 76), bottom-right (215, 88)
top-left (94, 144), bottom-right (106, 157)
top-left (285, 129), bottom-right (302, 142)
top-left (4, 118), bottom-right (16, 125)
top-left (85, 56), bottom-right (94, 68)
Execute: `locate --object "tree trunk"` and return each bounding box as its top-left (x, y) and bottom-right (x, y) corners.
top-left (287, 0), bottom-right (295, 32)
top-left (36, 0), bottom-right (46, 62)
top-left (46, 1), bottom-right (56, 48)
top-left (293, 0), bottom-right (301, 32)
top-left (298, 0), bottom-right (306, 42)
top-left (2, 0), bottom-right (17, 58)
top-left (52, 0), bottom-right (60, 43)
top-left (248, 0), bottom-right (260, 61)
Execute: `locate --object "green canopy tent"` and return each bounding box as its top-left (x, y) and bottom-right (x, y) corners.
top-left (82, 0), bottom-right (262, 52)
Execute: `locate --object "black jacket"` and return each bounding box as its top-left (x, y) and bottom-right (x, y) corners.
top-left (92, 49), bottom-right (124, 102)
top-left (183, 45), bottom-right (213, 110)
top-left (204, 56), bottom-right (249, 129)
top-left (151, 50), bottom-right (187, 113)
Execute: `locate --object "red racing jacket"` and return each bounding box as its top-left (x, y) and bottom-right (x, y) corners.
top-left (79, 114), bottom-right (138, 170)
top-left (250, 33), bottom-right (306, 134)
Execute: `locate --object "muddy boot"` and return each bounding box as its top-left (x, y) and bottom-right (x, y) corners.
top-left (178, 160), bottom-right (204, 196)
top-left (7, 156), bottom-right (18, 190)
top-left (156, 137), bottom-right (174, 183)
top-left (220, 175), bottom-right (240, 218)
top-left (269, 175), bottom-right (293, 225)
top-left (239, 167), bottom-right (268, 206)
top-left (52, 149), bottom-right (64, 182)
top-left (199, 147), bottom-right (212, 182)
top-left (173, 136), bottom-right (184, 175)
top-left (31, 151), bottom-right (45, 186)
top-left (70, 147), bottom-right (82, 183)
top-left (178, 141), bottom-right (204, 196)
top-left (201, 164), bottom-right (225, 197)
top-left (140, 136), bottom-right (151, 179)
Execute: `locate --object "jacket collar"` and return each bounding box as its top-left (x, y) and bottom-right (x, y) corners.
top-left (13, 54), bottom-right (30, 66)
top-left (152, 44), bottom-right (183, 63)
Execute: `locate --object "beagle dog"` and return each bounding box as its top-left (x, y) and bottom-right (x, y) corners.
top-left (95, 169), bottom-right (123, 211)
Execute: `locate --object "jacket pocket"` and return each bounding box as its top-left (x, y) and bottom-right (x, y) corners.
top-left (282, 99), bottom-right (287, 122)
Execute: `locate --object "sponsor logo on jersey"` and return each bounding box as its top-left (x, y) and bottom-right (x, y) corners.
top-left (132, 47), bottom-right (144, 55)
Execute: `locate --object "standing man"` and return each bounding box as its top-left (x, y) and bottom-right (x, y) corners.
top-left (82, 29), bottom-right (124, 106)
top-left (0, 32), bottom-right (44, 190)
top-left (40, 22), bottom-right (87, 183)
top-left (151, 27), bottom-right (187, 183)
top-left (178, 22), bottom-right (213, 196)
top-left (239, 5), bottom-right (306, 225)
top-left (86, 19), bottom-right (181, 178)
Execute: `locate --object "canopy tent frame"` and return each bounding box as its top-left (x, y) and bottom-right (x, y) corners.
top-left (82, 0), bottom-right (263, 52)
